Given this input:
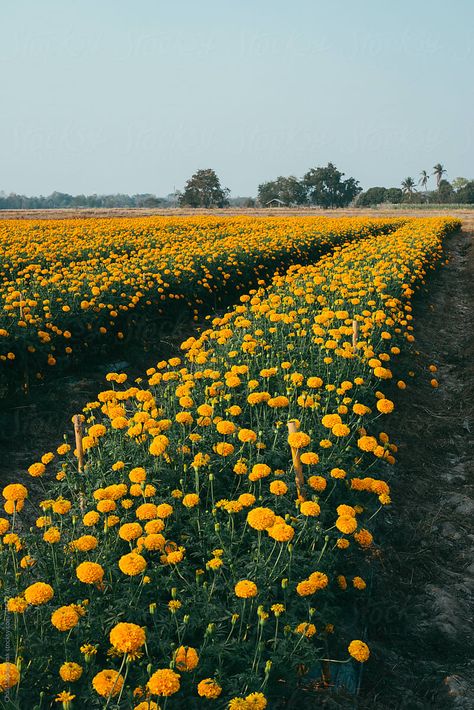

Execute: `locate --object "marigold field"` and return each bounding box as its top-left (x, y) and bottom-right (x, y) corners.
top-left (0, 215), bottom-right (461, 709)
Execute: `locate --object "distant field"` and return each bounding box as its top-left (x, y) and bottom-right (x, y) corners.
top-left (1, 205), bottom-right (474, 227)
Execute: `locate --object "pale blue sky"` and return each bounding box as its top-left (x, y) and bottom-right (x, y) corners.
top-left (1, 0), bottom-right (472, 196)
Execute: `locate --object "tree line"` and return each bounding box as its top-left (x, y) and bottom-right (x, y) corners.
top-left (2, 162), bottom-right (474, 210)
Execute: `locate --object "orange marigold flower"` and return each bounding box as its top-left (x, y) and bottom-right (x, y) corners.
top-left (76, 561), bottom-right (104, 585)
top-left (51, 605), bottom-right (80, 631)
top-left (119, 553), bottom-right (147, 576)
top-left (247, 507), bottom-right (275, 531)
top-left (147, 668), bottom-right (181, 696)
top-left (197, 678), bottom-right (222, 699)
top-left (110, 622), bottom-right (146, 653)
top-left (175, 646), bottom-right (199, 672)
top-left (348, 640), bottom-right (370, 662)
top-left (24, 582), bottom-right (54, 605)
top-left (92, 669), bottom-right (124, 697)
top-left (235, 580), bottom-right (258, 598)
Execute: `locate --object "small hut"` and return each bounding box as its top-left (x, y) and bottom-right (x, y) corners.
top-left (265, 198), bottom-right (286, 208)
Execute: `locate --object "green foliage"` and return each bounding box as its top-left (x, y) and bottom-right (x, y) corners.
top-left (303, 163), bottom-right (361, 209)
top-left (179, 169), bottom-right (229, 208)
top-left (257, 176), bottom-right (307, 206)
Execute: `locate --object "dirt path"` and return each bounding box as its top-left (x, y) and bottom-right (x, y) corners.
top-left (359, 228), bottom-right (474, 709)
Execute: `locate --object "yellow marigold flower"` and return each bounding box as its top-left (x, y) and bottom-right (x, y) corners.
top-left (3, 483), bottom-right (28, 501)
top-left (295, 622), bottom-right (317, 638)
top-left (269, 480), bottom-right (288, 496)
top-left (7, 596), bottom-right (28, 613)
top-left (357, 436), bottom-right (378, 452)
top-left (216, 420), bottom-right (236, 435)
top-left (214, 442), bottom-right (235, 457)
top-left (238, 428), bottom-right (257, 443)
top-left (134, 702), bottom-right (159, 710)
top-left (43, 527), bottom-right (61, 544)
top-left (83, 511), bottom-right (100, 526)
top-left (321, 413), bottom-right (341, 428)
top-left (136, 503), bottom-right (158, 520)
top-left (52, 498), bottom-right (71, 515)
top-left (348, 640), bottom-right (370, 662)
top-left (76, 561), bottom-right (104, 584)
top-left (331, 423), bottom-right (350, 437)
top-left (247, 507), bottom-right (275, 531)
top-left (337, 504), bottom-right (356, 517)
top-left (308, 475), bottom-right (327, 491)
top-left (233, 460), bottom-right (248, 475)
top-left (119, 522), bottom-right (143, 541)
top-left (300, 452), bottom-right (319, 465)
top-left (97, 500), bottom-right (116, 513)
top-left (147, 668), bottom-right (181, 696)
top-left (197, 678), bottom-right (222, 699)
top-left (182, 493), bottom-right (199, 508)
top-left (307, 376), bottom-right (323, 388)
top-left (149, 435), bottom-right (169, 456)
top-left (92, 669), bottom-right (124, 697)
top-left (145, 519), bottom-right (165, 534)
top-left (271, 603), bottom-right (285, 616)
top-left (248, 463), bottom-right (271, 481)
top-left (110, 622), bottom-right (146, 653)
top-left (330, 468), bottom-right (346, 479)
top-left (235, 580), bottom-right (258, 598)
top-left (0, 662), bottom-right (20, 691)
top-left (268, 523), bottom-right (294, 542)
top-left (28, 462), bottom-right (46, 477)
top-left (430, 378), bottom-right (439, 388)
top-left (376, 398), bottom-right (394, 414)
top-left (0, 518), bottom-right (10, 536)
top-left (238, 493), bottom-right (256, 508)
top-left (175, 646), bottom-right (199, 672)
top-left (300, 501), bottom-right (320, 517)
top-left (59, 662), bottom-right (83, 682)
top-left (353, 576), bottom-right (367, 590)
top-left (24, 582), bottom-right (54, 605)
top-left (287, 431), bottom-right (311, 449)
top-left (51, 605), bottom-right (80, 631)
top-left (129, 467), bottom-right (147, 483)
top-left (156, 503), bottom-right (173, 519)
top-left (119, 552), bottom-right (147, 576)
top-left (336, 515), bottom-right (357, 534)
top-left (354, 529), bottom-right (374, 548)
top-left (319, 439), bottom-right (332, 448)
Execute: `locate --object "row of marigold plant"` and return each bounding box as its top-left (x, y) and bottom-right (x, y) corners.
top-left (0, 215), bottom-right (405, 394)
top-left (0, 216), bottom-right (460, 708)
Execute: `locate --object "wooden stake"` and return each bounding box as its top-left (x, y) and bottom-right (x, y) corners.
top-left (287, 420), bottom-right (306, 501)
top-left (73, 414), bottom-right (85, 473)
top-left (352, 319), bottom-right (359, 354)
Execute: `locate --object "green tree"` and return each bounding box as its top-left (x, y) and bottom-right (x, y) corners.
top-left (386, 187), bottom-right (403, 204)
top-left (418, 170), bottom-right (429, 191)
top-left (456, 180), bottom-right (474, 203)
top-left (356, 187), bottom-right (387, 207)
top-left (257, 176), bottom-right (307, 206)
top-left (179, 169), bottom-right (229, 208)
top-left (432, 163), bottom-right (447, 188)
top-left (452, 177), bottom-right (469, 192)
top-left (303, 163), bottom-right (361, 208)
top-left (401, 177), bottom-right (417, 200)
top-left (437, 179), bottom-right (453, 203)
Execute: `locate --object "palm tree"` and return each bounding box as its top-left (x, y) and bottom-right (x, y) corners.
top-left (433, 163), bottom-right (447, 188)
top-left (419, 170), bottom-right (429, 191)
top-left (401, 177), bottom-right (417, 199)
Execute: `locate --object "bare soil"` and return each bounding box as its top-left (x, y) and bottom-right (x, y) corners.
top-left (358, 227), bottom-right (474, 709)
